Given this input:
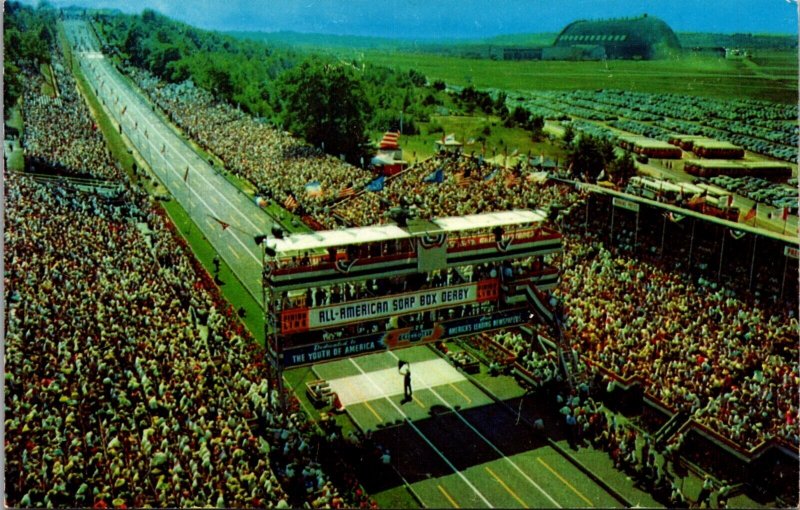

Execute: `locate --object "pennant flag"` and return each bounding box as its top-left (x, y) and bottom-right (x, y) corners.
top-left (484, 168), bottom-right (498, 182)
top-left (424, 167), bottom-right (444, 184)
top-left (211, 216), bottom-right (230, 231)
top-left (743, 203), bottom-right (757, 223)
top-left (338, 187), bottom-right (356, 199)
top-left (284, 194), bottom-right (298, 211)
top-left (379, 131), bottom-right (400, 149)
top-left (255, 196), bottom-right (268, 208)
top-left (366, 175), bottom-right (385, 192)
top-left (305, 180), bottom-right (323, 197)
top-left (183, 166), bottom-right (190, 183)
top-left (729, 229), bottom-right (746, 240)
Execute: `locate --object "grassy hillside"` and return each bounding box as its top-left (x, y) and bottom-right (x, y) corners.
top-left (335, 50), bottom-right (797, 104)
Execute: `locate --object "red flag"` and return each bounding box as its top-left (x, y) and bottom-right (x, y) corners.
top-left (743, 203), bottom-right (757, 223)
top-left (284, 195), bottom-right (298, 211)
top-left (212, 216), bottom-right (230, 231)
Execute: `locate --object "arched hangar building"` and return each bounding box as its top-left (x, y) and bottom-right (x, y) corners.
top-left (553, 15), bottom-right (682, 60)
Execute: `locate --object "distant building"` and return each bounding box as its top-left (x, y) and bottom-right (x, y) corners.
top-left (553, 15), bottom-right (681, 60)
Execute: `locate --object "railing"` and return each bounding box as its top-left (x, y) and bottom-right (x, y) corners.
top-left (446, 226), bottom-right (560, 253)
top-left (269, 248), bottom-right (416, 277)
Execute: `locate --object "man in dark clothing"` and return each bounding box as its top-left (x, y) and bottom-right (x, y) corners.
top-left (400, 362), bottom-right (412, 402)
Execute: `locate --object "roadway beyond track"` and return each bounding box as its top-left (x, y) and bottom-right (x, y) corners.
top-left (62, 19), bottom-right (272, 304)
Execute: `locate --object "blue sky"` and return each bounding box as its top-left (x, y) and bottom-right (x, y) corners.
top-left (19, 0), bottom-right (799, 38)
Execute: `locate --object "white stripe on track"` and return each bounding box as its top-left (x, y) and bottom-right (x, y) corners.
top-left (347, 357), bottom-right (493, 508)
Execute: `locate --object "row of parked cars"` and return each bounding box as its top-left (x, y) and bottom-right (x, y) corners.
top-left (707, 175), bottom-right (798, 214)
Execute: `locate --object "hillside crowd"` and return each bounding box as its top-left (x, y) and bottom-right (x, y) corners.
top-left (20, 50), bottom-right (122, 180)
top-left (127, 69), bottom-right (373, 219)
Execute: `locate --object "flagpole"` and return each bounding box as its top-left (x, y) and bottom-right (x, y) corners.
top-left (748, 234), bottom-right (758, 291)
top-left (780, 253), bottom-right (788, 300)
top-left (717, 225), bottom-right (726, 281)
top-left (610, 200), bottom-right (616, 247)
top-left (688, 217), bottom-right (696, 270)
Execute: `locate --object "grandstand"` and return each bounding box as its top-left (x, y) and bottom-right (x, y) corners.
top-left (553, 15), bottom-right (682, 60)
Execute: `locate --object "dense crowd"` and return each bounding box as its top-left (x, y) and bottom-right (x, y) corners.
top-left (20, 51), bottom-right (122, 180)
top-left (126, 68), bottom-right (373, 219)
top-left (4, 171), bottom-right (373, 508)
top-left (331, 152), bottom-right (583, 228)
top-left (554, 233), bottom-right (799, 450)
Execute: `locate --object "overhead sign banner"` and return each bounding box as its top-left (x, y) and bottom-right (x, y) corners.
top-left (784, 246), bottom-right (799, 260)
top-left (294, 280), bottom-right (498, 332)
top-left (613, 197), bottom-right (640, 213)
top-left (283, 307), bottom-right (528, 367)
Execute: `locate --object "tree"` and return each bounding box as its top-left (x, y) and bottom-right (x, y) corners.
top-left (567, 135), bottom-right (605, 182)
top-left (562, 123), bottom-right (575, 146)
top-left (275, 57), bottom-right (370, 163)
top-left (610, 151), bottom-right (636, 183)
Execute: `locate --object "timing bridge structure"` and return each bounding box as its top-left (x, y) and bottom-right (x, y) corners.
top-left (259, 210), bottom-right (567, 401)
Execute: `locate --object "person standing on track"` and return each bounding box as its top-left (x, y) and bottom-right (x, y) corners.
top-left (399, 361), bottom-right (412, 402)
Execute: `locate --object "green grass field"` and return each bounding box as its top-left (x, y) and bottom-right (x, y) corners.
top-left (372, 114), bottom-right (568, 162)
top-left (344, 51), bottom-right (797, 104)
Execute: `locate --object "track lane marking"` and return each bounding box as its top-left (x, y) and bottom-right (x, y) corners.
top-left (486, 466), bottom-right (528, 508)
top-left (449, 382), bottom-right (472, 404)
top-left (537, 457), bottom-right (594, 507)
top-left (385, 351), bottom-right (562, 508)
top-left (347, 358), bottom-right (492, 508)
top-left (437, 484), bottom-right (460, 508)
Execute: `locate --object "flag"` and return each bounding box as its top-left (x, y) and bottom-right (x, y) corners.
top-left (743, 203), bottom-right (757, 223)
top-left (183, 166), bottom-right (189, 183)
top-left (212, 216), bottom-right (230, 231)
top-left (284, 194), bottom-right (298, 211)
top-left (781, 207), bottom-right (790, 222)
top-left (424, 167), bottom-right (444, 184)
top-left (338, 187), bottom-right (356, 199)
top-left (597, 169), bottom-right (607, 181)
top-left (305, 180), bottom-right (322, 197)
top-left (366, 176), bottom-right (385, 192)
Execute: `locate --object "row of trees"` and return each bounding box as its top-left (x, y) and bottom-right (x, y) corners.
top-left (4, 3), bottom-right (56, 111)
